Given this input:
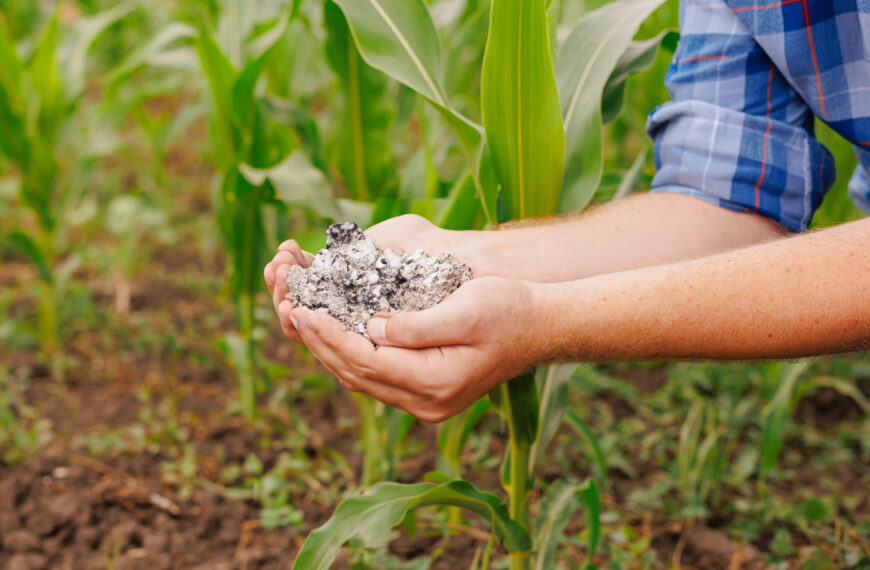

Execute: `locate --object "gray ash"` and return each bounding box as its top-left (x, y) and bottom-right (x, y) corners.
top-left (287, 222), bottom-right (473, 339)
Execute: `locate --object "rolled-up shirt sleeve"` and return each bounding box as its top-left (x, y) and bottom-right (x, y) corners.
top-left (645, 0), bottom-right (836, 232)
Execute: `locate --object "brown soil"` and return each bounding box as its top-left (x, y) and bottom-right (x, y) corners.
top-left (0, 236), bottom-right (492, 569)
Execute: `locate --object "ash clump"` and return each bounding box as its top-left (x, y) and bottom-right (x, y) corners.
top-left (287, 222), bottom-right (473, 339)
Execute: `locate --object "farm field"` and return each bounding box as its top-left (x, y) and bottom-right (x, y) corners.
top-left (0, 1), bottom-right (868, 569)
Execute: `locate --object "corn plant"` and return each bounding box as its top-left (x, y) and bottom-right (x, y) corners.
top-left (0, 4), bottom-right (133, 366)
top-left (120, 1), bottom-right (376, 420)
top-left (293, 0), bottom-right (669, 567)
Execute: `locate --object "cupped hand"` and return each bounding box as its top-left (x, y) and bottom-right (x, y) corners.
top-left (287, 276), bottom-right (543, 423)
top-left (264, 239), bottom-right (315, 343)
top-left (364, 214), bottom-right (447, 256)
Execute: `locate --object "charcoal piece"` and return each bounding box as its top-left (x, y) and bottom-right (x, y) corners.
top-left (287, 222), bottom-right (472, 339)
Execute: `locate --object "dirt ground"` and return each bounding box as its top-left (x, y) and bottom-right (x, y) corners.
top-left (1, 243), bottom-right (867, 569)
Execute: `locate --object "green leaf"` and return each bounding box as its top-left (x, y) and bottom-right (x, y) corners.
top-left (437, 397), bottom-right (491, 477)
top-left (565, 409), bottom-right (609, 491)
top-left (261, 95), bottom-right (329, 175)
top-left (293, 480), bottom-right (531, 569)
top-left (29, 14), bottom-right (63, 134)
top-left (232, 12), bottom-right (292, 131)
top-left (436, 171), bottom-right (484, 230)
top-left (0, 20), bottom-right (23, 112)
top-left (530, 364), bottom-right (578, 473)
top-left (108, 22), bottom-right (198, 92)
top-left (534, 479), bottom-right (600, 570)
top-left (613, 145), bottom-right (649, 200)
top-left (576, 478), bottom-right (601, 569)
top-left (0, 22), bottom-right (26, 163)
top-left (759, 362), bottom-right (810, 478)
top-left (7, 231), bottom-right (52, 284)
top-left (499, 371), bottom-right (540, 449)
top-left (195, 32), bottom-right (239, 169)
top-left (330, 0), bottom-right (496, 224)
top-left (481, 0), bottom-right (565, 221)
top-left (601, 31), bottom-right (677, 124)
top-left (59, 0), bottom-right (136, 100)
top-left (240, 152), bottom-right (373, 226)
top-left (556, 0), bottom-right (666, 213)
top-left (324, 2), bottom-right (396, 202)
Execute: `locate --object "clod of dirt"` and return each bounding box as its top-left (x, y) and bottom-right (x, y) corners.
top-left (287, 222), bottom-right (472, 339)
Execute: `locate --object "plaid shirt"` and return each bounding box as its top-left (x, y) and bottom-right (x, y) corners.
top-left (646, 0), bottom-right (870, 231)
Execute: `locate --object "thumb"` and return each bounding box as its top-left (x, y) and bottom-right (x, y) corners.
top-left (367, 298), bottom-right (470, 349)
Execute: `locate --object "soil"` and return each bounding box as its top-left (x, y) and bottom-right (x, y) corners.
top-left (0, 234), bottom-right (487, 570)
top-left (1, 205), bottom-right (867, 569)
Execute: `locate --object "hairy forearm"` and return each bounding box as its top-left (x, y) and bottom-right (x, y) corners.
top-left (450, 192), bottom-right (784, 282)
top-left (529, 217), bottom-right (870, 361)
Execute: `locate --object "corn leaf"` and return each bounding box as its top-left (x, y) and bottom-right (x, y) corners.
top-left (565, 409), bottom-right (609, 490)
top-left (29, 15), bottom-right (63, 136)
top-left (601, 30), bottom-right (677, 124)
top-left (7, 231), bottom-right (52, 284)
top-left (759, 362), bottom-right (810, 478)
top-left (437, 397), bottom-right (491, 477)
top-left (261, 95), bottom-right (329, 175)
top-left (529, 364), bottom-right (578, 474)
top-left (330, 0), bottom-right (496, 224)
top-left (0, 21), bottom-right (23, 112)
top-left (497, 371), bottom-right (539, 448)
top-left (108, 22), bottom-right (198, 92)
top-left (240, 152), bottom-right (373, 226)
top-left (436, 171), bottom-right (484, 230)
top-left (324, 2), bottom-right (396, 202)
top-left (195, 32), bottom-right (239, 170)
top-left (0, 22), bottom-right (26, 163)
top-left (613, 145), bottom-right (650, 200)
top-left (293, 480), bottom-right (531, 569)
top-left (556, 0), bottom-right (666, 212)
top-left (59, 1), bottom-right (136, 100)
top-left (534, 478), bottom-right (600, 570)
top-left (481, 0), bottom-right (565, 221)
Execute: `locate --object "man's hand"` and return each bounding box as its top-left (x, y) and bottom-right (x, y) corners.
top-left (285, 277), bottom-right (541, 423)
top-left (364, 214), bottom-right (493, 278)
top-left (363, 214), bottom-right (449, 256)
top-left (264, 239), bottom-right (315, 343)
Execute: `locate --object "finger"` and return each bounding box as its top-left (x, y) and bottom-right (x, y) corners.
top-left (293, 309), bottom-right (416, 406)
top-left (277, 300), bottom-right (302, 343)
top-left (273, 264), bottom-right (292, 310)
top-left (306, 311), bottom-right (441, 392)
top-left (265, 251), bottom-right (300, 294)
top-left (278, 240), bottom-right (312, 268)
top-left (365, 294), bottom-right (474, 349)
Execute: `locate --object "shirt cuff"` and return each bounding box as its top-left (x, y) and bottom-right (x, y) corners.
top-left (646, 100), bottom-right (836, 232)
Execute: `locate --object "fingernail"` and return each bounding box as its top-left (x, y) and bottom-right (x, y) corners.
top-left (305, 311), bottom-right (320, 332)
top-left (368, 317), bottom-right (387, 344)
top-left (290, 315), bottom-right (299, 330)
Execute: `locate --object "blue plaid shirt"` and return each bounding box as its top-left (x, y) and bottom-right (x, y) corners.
top-left (646, 0), bottom-right (870, 231)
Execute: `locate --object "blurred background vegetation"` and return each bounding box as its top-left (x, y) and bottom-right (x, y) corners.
top-left (0, 0), bottom-right (867, 568)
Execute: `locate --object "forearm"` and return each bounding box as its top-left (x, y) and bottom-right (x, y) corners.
top-left (449, 192), bottom-right (784, 282)
top-left (530, 217), bottom-right (870, 361)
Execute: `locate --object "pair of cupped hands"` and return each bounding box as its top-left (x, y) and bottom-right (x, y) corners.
top-left (263, 215), bottom-right (542, 422)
